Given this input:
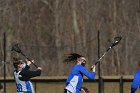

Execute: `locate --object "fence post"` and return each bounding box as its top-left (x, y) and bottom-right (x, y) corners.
top-left (35, 81), bottom-right (37, 93)
top-left (98, 30), bottom-right (104, 93)
top-left (3, 32), bottom-right (6, 93)
top-left (120, 76), bottom-right (123, 93)
top-left (99, 77), bottom-right (104, 93)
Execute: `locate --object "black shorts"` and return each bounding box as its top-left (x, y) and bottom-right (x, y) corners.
top-left (64, 89), bottom-right (72, 93)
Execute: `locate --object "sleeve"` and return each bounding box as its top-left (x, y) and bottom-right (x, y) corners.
top-left (130, 81), bottom-right (138, 93)
top-left (79, 66), bottom-right (96, 80)
top-left (130, 71), bottom-right (140, 93)
top-left (19, 65), bottom-right (42, 79)
top-left (23, 70), bottom-right (41, 78)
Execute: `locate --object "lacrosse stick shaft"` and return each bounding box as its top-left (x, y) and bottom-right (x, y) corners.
top-left (94, 36), bottom-right (122, 65)
top-left (11, 43), bottom-right (38, 68)
top-left (20, 52), bottom-right (38, 68)
top-left (94, 47), bottom-right (111, 65)
top-left (81, 89), bottom-right (87, 93)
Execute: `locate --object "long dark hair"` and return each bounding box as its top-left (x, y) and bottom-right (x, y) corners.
top-left (64, 53), bottom-right (83, 62)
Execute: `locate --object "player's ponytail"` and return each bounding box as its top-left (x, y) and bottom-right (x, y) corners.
top-left (64, 53), bottom-right (83, 62)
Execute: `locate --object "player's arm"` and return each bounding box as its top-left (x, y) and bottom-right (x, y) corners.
top-left (130, 81), bottom-right (139, 93)
top-left (130, 71), bottom-right (140, 93)
top-left (20, 66), bottom-right (42, 79)
top-left (79, 65), bottom-right (96, 80)
top-left (26, 67), bottom-right (42, 78)
top-left (20, 60), bottom-right (42, 79)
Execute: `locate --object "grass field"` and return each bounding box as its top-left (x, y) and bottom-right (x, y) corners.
top-left (0, 82), bottom-right (140, 93)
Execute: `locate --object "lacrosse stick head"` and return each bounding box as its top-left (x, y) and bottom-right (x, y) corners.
top-left (112, 36), bottom-right (122, 46)
top-left (11, 43), bottom-right (22, 53)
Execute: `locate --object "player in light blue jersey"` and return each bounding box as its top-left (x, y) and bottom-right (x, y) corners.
top-left (64, 53), bottom-right (96, 93)
top-left (13, 58), bottom-right (42, 93)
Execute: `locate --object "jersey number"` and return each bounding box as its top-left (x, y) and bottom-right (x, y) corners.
top-left (17, 84), bottom-right (22, 92)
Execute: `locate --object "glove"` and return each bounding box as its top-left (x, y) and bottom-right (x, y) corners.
top-left (26, 59), bottom-right (32, 66)
top-left (91, 65), bottom-right (96, 72)
top-left (37, 67), bottom-right (42, 70)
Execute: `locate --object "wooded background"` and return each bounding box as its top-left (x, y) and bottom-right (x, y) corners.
top-left (0, 0), bottom-right (140, 77)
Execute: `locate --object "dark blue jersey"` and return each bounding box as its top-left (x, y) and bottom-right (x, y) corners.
top-left (65, 64), bottom-right (96, 93)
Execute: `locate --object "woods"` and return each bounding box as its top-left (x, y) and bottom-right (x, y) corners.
top-left (0, 0), bottom-right (140, 76)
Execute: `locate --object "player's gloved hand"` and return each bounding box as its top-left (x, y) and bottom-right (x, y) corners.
top-left (37, 67), bottom-right (42, 70)
top-left (91, 65), bottom-right (96, 72)
top-left (26, 59), bottom-right (32, 66)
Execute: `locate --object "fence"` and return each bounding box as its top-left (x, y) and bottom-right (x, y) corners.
top-left (0, 76), bottom-right (134, 93)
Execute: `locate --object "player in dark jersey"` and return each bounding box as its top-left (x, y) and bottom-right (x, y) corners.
top-left (13, 58), bottom-right (42, 93)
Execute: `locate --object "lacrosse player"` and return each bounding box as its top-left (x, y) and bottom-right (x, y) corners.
top-left (13, 58), bottom-right (42, 93)
top-left (64, 53), bottom-right (96, 93)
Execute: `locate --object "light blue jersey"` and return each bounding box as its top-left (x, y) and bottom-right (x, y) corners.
top-left (14, 71), bottom-right (35, 93)
top-left (130, 70), bottom-right (140, 93)
top-left (65, 64), bottom-right (96, 93)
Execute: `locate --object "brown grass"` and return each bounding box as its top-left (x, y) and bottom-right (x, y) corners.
top-left (0, 82), bottom-right (140, 93)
